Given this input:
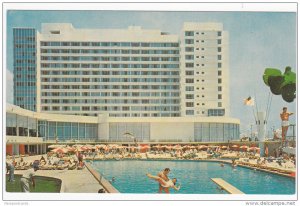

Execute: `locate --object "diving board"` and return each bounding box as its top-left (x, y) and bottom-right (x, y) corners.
top-left (211, 178), bottom-right (244, 194)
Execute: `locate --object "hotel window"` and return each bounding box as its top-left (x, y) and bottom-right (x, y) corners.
top-left (186, 63), bottom-right (194, 68)
top-left (218, 102), bottom-right (222, 107)
top-left (186, 94), bottom-right (194, 99)
top-left (185, 39), bottom-right (194, 44)
top-left (186, 110), bottom-right (194, 115)
top-left (218, 79), bottom-right (222, 84)
top-left (185, 47), bottom-right (194, 52)
top-left (218, 63), bottom-right (222, 68)
top-left (186, 102), bottom-right (194, 107)
top-left (218, 94), bottom-right (222, 99)
top-left (218, 55), bottom-right (222, 60)
top-left (185, 31), bottom-right (194, 36)
top-left (218, 31), bottom-right (222, 36)
top-left (185, 71), bottom-right (194, 76)
top-left (218, 71), bottom-right (222, 76)
top-left (218, 39), bottom-right (222, 44)
top-left (185, 86), bottom-right (194, 91)
top-left (218, 47), bottom-right (222, 52)
top-left (185, 55), bottom-right (194, 60)
top-left (186, 79), bottom-right (194, 83)
top-left (201, 40), bottom-right (205, 43)
top-left (218, 86), bottom-right (222, 91)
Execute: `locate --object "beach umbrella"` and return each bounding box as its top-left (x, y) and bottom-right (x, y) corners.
top-left (240, 145), bottom-right (249, 150)
top-left (173, 145), bottom-right (183, 150)
top-left (231, 145), bottom-right (239, 148)
top-left (108, 144), bottom-right (119, 148)
top-left (221, 146), bottom-right (228, 149)
top-left (198, 145), bottom-right (208, 149)
top-left (141, 145), bottom-right (150, 149)
top-left (52, 147), bottom-right (68, 154)
top-left (48, 144), bottom-right (66, 149)
top-left (189, 146), bottom-right (196, 149)
top-left (165, 145), bottom-right (173, 150)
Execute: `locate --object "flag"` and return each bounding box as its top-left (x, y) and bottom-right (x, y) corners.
top-left (244, 96), bottom-right (255, 106)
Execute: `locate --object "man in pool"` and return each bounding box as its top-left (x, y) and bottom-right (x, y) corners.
top-left (157, 168), bottom-right (170, 193)
top-left (146, 173), bottom-right (181, 193)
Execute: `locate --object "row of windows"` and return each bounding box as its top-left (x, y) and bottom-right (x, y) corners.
top-left (185, 31), bottom-right (222, 36)
top-left (15, 59), bottom-right (36, 64)
top-left (15, 82), bottom-right (36, 86)
top-left (40, 63), bottom-right (179, 69)
top-left (41, 77), bottom-right (180, 83)
top-left (41, 49), bottom-right (179, 55)
top-left (41, 91), bottom-right (180, 97)
top-left (14, 44), bottom-right (36, 49)
top-left (41, 56), bottom-right (179, 62)
top-left (41, 99), bottom-right (180, 104)
top-left (185, 55), bottom-right (222, 60)
top-left (185, 63), bottom-right (222, 68)
top-left (41, 41), bottom-right (179, 47)
top-left (185, 86), bottom-right (222, 92)
top-left (42, 105), bottom-right (180, 112)
top-left (14, 67), bottom-right (36, 72)
top-left (185, 39), bottom-right (222, 45)
top-left (186, 78), bottom-right (222, 84)
top-left (42, 84), bottom-right (179, 90)
top-left (109, 113), bottom-right (180, 117)
top-left (208, 109), bottom-right (225, 116)
top-left (41, 70), bottom-right (179, 76)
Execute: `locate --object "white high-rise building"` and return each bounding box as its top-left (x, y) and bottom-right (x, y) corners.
top-left (180, 22), bottom-right (229, 117)
top-left (36, 23), bottom-right (181, 117)
top-left (14, 22), bottom-right (230, 118)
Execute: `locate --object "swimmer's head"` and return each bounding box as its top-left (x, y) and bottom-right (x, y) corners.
top-left (164, 168), bottom-right (170, 174)
top-left (172, 178), bottom-right (177, 185)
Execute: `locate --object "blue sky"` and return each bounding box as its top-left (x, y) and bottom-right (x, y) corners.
top-left (5, 10), bottom-right (297, 136)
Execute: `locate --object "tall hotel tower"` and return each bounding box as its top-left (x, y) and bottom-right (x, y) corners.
top-left (13, 22), bottom-right (229, 118)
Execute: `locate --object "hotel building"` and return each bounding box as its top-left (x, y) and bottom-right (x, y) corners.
top-left (8, 22), bottom-right (239, 155)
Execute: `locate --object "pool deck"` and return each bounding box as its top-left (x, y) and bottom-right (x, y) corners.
top-left (14, 167), bottom-right (104, 193)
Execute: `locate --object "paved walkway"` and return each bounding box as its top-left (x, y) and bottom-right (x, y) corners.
top-left (12, 155), bottom-right (104, 193)
top-left (14, 167), bottom-right (103, 193)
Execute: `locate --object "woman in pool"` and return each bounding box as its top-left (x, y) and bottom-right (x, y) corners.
top-left (146, 173), bottom-right (181, 193)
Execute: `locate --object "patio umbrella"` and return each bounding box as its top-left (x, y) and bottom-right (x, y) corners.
top-left (48, 144), bottom-right (65, 149)
top-left (165, 145), bottom-right (172, 150)
top-left (52, 147), bottom-right (68, 154)
top-left (221, 146), bottom-right (228, 149)
top-left (189, 146), bottom-right (196, 149)
top-left (173, 145), bottom-right (183, 150)
top-left (231, 145), bottom-right (239, 148)
top-left (198, 145), bottom-right (208, 149)
top-left (240, 145), bottom-right (249, 150)
top-left (141, 145), bottom-right (150, 149)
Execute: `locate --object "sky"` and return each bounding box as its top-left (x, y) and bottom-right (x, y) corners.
top-left (5, 9), bottom-right (297, 136)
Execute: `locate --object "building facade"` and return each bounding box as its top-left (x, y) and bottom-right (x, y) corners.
top-left (6, 104), bottom-right (240, 155)
top-left (13, 28), bottom-right (37, 111)
top-left (13, 22), bottom-right (229, 117)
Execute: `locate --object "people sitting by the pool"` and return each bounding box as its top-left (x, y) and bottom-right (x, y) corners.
top-left (146, 173), bottom-right (181, 193)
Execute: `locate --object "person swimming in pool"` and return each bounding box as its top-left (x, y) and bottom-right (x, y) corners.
top-left (146, 173), bottom-right (181, 193)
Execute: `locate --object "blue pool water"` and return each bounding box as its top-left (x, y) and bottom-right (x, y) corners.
top-left (91, 160), bottom-right (295, 194)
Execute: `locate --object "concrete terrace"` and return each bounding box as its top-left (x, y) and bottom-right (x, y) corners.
top-left (12, 155), bottom-right (111, 193)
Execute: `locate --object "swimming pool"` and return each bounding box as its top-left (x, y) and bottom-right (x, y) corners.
top-left (91, 160), bottom-right (295, 194)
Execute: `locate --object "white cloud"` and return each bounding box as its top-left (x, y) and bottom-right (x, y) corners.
top-left (6, 69), bottom-right (14, 104)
